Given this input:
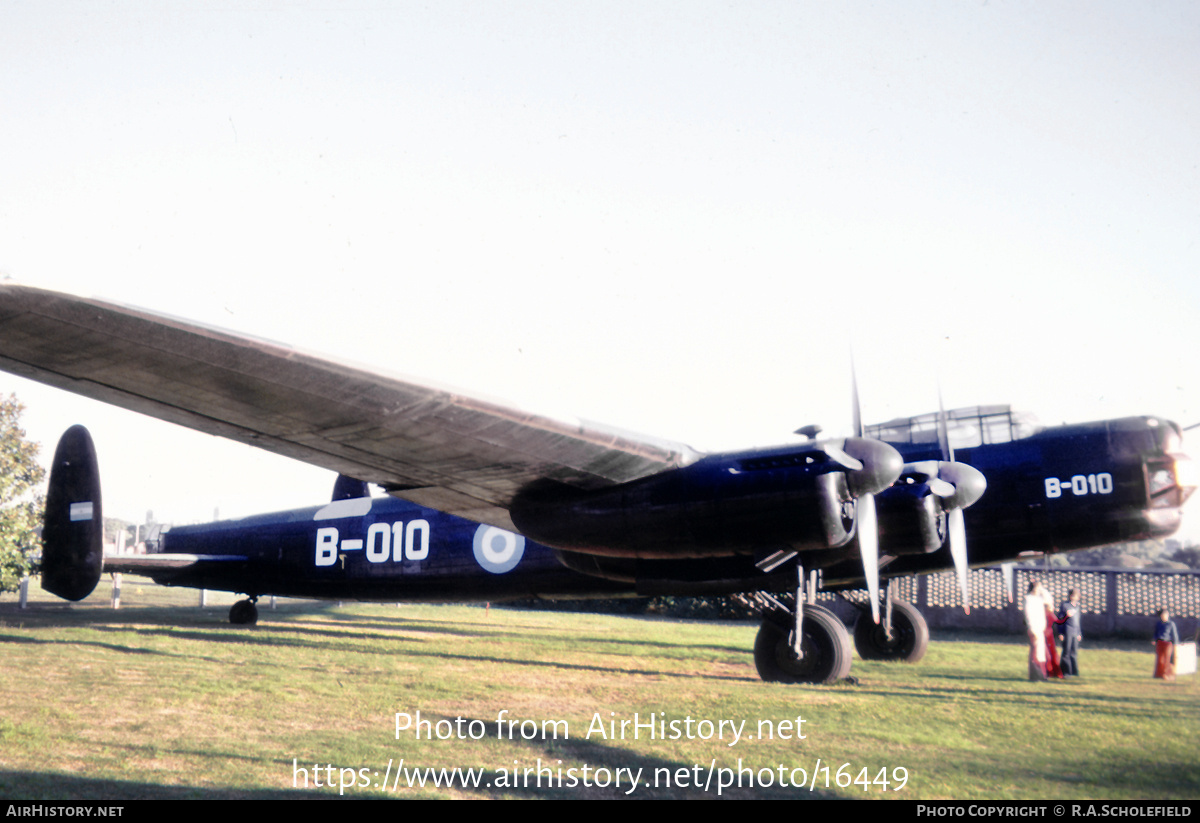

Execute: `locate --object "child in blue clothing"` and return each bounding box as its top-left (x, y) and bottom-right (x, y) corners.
top-left (1153, 608), bottom-right (1179, 681)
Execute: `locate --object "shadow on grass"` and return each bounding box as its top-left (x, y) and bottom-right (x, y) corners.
top-left (0, 769), bottom-right (332, 800)
top-left (848, 676), bottom-right (1195, 721)
top-left (375, 713), bottom-right (835, 799)
top-left (949, 748), bottom-right (1200, 798)
top-left (931, 629), bottom-right (1166, 653)
top-left (0, 629), bottom-right (232, 665)
top-left (3, 602), bottom-right (750, 656)
top-left (2, 718), bottom-right (831, 799)
top-left (0, 619), bottom-right (758, 685)
top-left (1, 603), bottom-right (754, 677)
top-left (0, 742), bottom-right (831, 800)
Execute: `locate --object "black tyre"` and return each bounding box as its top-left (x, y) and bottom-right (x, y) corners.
top-left (229, 599), bottom-right (258, 626)
top-left (754, 604), bottom-right (852, 684)
top-left (853, 598), bottom-right (928, 662)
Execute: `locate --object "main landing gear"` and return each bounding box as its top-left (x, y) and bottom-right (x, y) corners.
top-left (754, 603), bottom-right (852, 684)
top-left (750, 564), bottom-right (853, 684)
top-left (744, 572), bottom-right (930, 683)
top-left (853, 597), bottom-right (928, 663)
top-left (229, 597), bottom-right (259, 625)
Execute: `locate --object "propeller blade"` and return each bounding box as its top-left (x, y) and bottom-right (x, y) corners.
top-left (849, 358), bottom-right (891, 623)
top-left (851, 357), bottom-right (863, 437)
top-left (821, 443), bottom-right (864, 472)
top-left (926, 476), bottom-right (958, 498)
top-left (937, 385), bottom-right (954, 462)
top-left (948, 507), bottom-right (970, 615)
top-left (903, 459), bottom-right (960, 498)
top-left (938, 392), bottom-right (973, 614)
top-left (858, 492), bottom-right (881, 623)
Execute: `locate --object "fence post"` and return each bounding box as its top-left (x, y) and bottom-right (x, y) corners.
top-left (1104, 572), bottom-right (1119, 635)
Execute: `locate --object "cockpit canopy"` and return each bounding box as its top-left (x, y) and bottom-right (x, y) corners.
top-left (865, 405), bottom-right (1042, 450)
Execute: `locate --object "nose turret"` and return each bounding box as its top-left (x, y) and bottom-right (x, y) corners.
top-left (1165, 420), bottom-right (1196, 506)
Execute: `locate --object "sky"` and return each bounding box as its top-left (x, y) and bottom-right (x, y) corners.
top-left (1, 1), bottom-right (1198, 538)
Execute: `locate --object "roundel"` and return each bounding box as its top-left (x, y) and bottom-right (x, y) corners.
top-left (472, 525), bottom-right (526, 574)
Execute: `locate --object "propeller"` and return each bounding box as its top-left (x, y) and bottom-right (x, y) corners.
top-left (851, 359), bottom-right (883, 624)
top-left (838, 370), bottom-right (985, 619)
top-left (936, 390), bottom-right (981, 615)
top-left (787, 427), bottom-right (901, 623)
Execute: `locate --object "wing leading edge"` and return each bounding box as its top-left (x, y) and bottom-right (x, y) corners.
top-left (0, 285), bottom-right (698, 529)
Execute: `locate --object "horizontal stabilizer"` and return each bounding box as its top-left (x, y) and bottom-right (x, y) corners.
top-left (103, 554), bottom-right (249, 574)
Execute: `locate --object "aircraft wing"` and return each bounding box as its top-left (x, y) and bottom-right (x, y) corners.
top-left (0, 285), bottom-right (698, 529)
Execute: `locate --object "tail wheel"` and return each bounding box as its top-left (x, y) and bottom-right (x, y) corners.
top-left (754, 604), bottom-right (852, 684)
top-left (853, 598), bottom-right (928, 662)
top-left (229, 598), bottom-right (259, 626)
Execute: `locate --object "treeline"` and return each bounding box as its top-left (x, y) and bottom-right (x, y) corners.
top-left (1053, 538), bottom-right (1200, 570)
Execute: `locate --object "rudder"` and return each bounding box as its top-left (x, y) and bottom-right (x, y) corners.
top-left (42, 425), bottom-right (103, 601)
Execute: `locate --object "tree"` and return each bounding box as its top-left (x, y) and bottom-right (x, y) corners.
top-left (0, 394), bottom-right (45, 593)
top-left (1167, 544), bottom-right (1200, 569)
top-left (1065, 539), bottom-right (1168, 568)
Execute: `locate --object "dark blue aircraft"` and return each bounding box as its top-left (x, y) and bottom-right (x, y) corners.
top-left (3, 285), bottom-right (1194, 684)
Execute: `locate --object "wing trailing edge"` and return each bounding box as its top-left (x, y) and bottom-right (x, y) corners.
top-left (0, 284), bottom-right (699, 527)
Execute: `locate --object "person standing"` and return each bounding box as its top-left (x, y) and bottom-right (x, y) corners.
top-left (1042, 588), bottom-right (1066, 679)
top-left (1024, 580), bottom-right (1048, 681)
top-left (1058, 589), bottom-right (1082, 677)
top-left (1153, 608), bottom-right (1180, 681)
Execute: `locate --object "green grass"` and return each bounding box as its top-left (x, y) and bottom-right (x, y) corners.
top-left (0, 579), bottom-right (1196, 799)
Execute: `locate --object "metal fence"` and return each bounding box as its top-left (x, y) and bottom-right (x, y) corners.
top-left (821, 567), bottom-right (1200, 638)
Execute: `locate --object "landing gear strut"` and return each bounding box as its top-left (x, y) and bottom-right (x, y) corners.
top-left (229, 598), bottom-right (259, 625)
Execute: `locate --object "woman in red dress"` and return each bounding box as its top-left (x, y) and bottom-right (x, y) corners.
top-left (1043, 594), bottom-right (1066, 679)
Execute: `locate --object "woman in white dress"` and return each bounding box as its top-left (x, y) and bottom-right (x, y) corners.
top-left (1024, 580), bottom-right (1048, 681)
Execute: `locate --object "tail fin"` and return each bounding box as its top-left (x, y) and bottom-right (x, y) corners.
top-left (331, 474), bottom-right (370, 501)
top-left (41, 425), bottom-right (103, 601)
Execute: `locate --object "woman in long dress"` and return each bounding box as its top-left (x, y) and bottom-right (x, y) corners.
top-left (1024, 580), bottom-right (1048, 681)
top-left (1043, 591), bottom-right (1066, 679)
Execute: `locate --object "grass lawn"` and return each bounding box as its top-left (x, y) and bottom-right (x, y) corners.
top-left (0, 579), bottom-right (1195, 799)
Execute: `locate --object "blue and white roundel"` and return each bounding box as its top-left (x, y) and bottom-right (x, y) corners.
top-left (472, 525), bottom-right (526, 574)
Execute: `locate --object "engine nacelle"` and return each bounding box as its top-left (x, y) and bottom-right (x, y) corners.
top-left (876, 481), bottom-right (945, 555)
top-left (875, 460), bottom-right (987, 556)
top-left (511, 438), bottom-right (902, 559)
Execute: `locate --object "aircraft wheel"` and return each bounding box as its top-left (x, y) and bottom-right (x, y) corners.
top-left (754, 604), bottom-right (852, 685)
top-left (853, 598), bottom-right (928, 663)
top-left (229, 599), bottom-right (258, 626)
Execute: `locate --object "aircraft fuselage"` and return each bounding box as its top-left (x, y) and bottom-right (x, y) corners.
top-left (154, 496), bottom-right (627, 602)
top-left (51, 414), bottom-right (1193, 603)
top-left (824, 415), bottom-right (1192, 586)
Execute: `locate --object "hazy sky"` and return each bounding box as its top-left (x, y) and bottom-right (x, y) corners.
top-left (2, 2), bottom-right (1197, 537)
